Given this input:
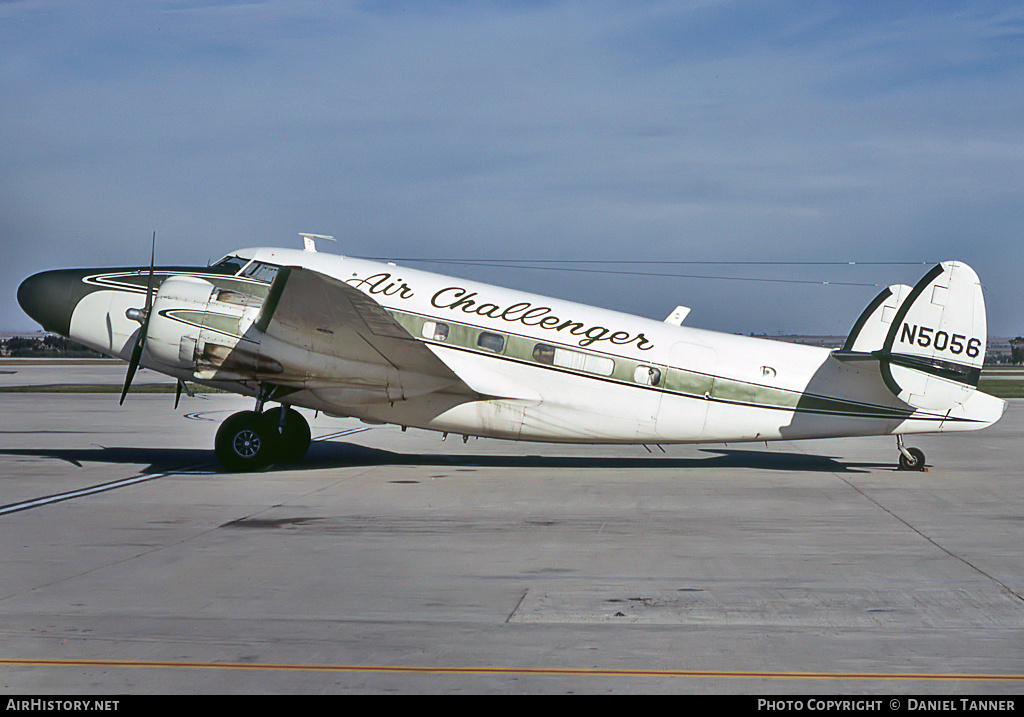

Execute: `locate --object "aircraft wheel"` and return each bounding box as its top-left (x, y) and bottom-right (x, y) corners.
top-left (898, 447), bottom-right (926, 471)
top-left (215, 410), bottom-right (276, 472)
top-left (262, 407), bottom-right (311, 463)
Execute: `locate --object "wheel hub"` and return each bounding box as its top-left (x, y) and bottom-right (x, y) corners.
top-left (232, 429), bottom-right (262, 458)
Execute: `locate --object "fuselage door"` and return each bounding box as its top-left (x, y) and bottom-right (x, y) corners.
top-left (655, 341), bottom-right (717, 440)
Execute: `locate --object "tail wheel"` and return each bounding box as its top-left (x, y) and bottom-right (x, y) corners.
top-left (215, 410), bottom-right (275, 472)
top-left (262, 407), bottom-right (311, 463)
top-left (898, 446), bottom-right (926, 471)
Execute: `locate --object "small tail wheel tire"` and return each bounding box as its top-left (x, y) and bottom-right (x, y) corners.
top-left (898, 447), bottom-right (926, 471)
top-left (262, 407), bottom-right (312, 463)
top-left (215, 410), bottom-right (275, 471)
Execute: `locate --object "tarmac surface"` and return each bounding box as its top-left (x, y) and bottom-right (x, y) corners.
top-left (0, 360), bottom-right (176, 387)
top-left (1, 364), bottom-right (1023, 694)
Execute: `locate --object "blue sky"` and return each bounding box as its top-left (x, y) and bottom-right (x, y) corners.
top-left (3, 0), bottom-right (1023, 336)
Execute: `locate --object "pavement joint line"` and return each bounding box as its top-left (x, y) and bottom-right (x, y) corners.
top-left (832, 465), bottom-right (1024, 605)
top-left (785, 439), bottom-right (1024, 606)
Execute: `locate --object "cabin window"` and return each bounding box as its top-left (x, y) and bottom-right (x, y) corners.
top-left (633, 365), bottom-right (662, 386)
top-left (532, 343), bottom-right (614, 376)
top-left (421, 321), bottom-right (449, 341)
top-left (477, 332), bottom-right (505, 353)
top-left (532, 344), bottom-right (556, 364)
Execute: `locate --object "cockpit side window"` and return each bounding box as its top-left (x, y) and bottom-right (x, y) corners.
top-left (238, 261), bottom-right (281, 283)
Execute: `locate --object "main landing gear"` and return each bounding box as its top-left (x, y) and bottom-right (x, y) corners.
top-left (896, 435), bottom-right (926, 471)
top-left (215, 404), bottom-right (311, 472)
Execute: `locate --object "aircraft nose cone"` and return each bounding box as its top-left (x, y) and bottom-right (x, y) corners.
top-left (17, 269), bottom-right (91, 337)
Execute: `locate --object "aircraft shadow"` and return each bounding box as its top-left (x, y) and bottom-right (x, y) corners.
top-left (294, 441), bottom-right (884, 474)
top-left (0, 446), bottom-right (215, 472)
top-left (0, 443), bottom-right (888, 475)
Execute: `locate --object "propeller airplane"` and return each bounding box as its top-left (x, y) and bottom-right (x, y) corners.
top-left (17, 234), bottom-right (1005, 472)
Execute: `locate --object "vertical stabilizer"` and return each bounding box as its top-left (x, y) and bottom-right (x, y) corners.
top-left (843, 283), bottom-right (913, 353)
top-left (878, 262), bottom-right (986, 411)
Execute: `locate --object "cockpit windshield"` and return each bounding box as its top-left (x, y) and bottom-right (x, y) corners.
top-left (211, 255), bottom-right (248, 274)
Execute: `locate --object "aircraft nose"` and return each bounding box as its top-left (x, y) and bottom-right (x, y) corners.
top-left (17, 269), bottom-right (92, 337)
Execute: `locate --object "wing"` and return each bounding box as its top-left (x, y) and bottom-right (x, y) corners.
top-left (254, 266), bottom-right (474, 403)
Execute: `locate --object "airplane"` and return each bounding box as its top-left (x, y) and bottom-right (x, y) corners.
top-left (17, 233), bottom-right (1006, 472)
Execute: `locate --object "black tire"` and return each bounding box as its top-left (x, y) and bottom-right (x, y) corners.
top-left (898, 447), bottom-right (926, 471)
top-left (215, 410), bottom-right (276, 472)
top-left (262, 407), bottom-right (312, 464)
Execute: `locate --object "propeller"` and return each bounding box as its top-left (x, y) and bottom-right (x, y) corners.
top-left (120, 232), bottom-right (157, 405)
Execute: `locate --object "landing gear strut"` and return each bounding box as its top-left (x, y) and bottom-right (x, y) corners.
top-left (215, 404), bottom-right (311, 472)
top-left (896, 435), bottom-right (926, 471)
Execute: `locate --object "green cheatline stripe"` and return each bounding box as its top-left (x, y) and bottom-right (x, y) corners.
top-left (1, 658), bottom-right (1023, 681)
top-left (0, 384), bottom-right (227, 394)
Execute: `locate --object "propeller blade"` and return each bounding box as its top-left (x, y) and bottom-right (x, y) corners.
top-left (119, 316), bottom-right (149, 405)
top-left (174, 379), bottom-right (183, 409)
top-left (120, 231), bottom-right (157, 406)
top-left (144, 230), bottom-right (156, 312)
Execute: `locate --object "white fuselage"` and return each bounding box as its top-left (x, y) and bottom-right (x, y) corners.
top-left (64, 247), bottom-right (1004, 445)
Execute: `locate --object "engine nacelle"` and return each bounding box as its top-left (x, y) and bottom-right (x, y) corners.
top-left (146, 276), bottom-right (216, 369)
top-left (146, 275), bottom-right (282, 378)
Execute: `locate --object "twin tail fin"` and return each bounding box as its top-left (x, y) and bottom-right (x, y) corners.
top-left (837, 261), bottom-right (987, 412)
